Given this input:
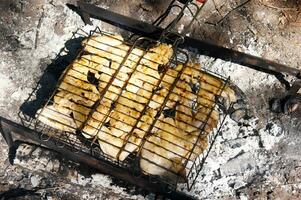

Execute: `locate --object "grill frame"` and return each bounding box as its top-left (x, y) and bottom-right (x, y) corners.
top-left (17, 26), bottom-right (231, 192)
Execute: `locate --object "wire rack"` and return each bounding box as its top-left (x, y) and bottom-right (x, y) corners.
top-left (19, 26), bottom-right (230, 191)
top-left (19, 0), bottom-right (232, 192)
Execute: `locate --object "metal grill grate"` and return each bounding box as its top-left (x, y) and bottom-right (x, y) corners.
top-left (19, 27), bottom-right (231, 192)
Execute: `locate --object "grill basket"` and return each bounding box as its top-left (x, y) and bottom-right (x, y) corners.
top-left (18, 26), bottom-right (231, 192)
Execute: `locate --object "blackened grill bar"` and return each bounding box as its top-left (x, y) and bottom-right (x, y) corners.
top-left (0, 117), bottom-right (194, 200)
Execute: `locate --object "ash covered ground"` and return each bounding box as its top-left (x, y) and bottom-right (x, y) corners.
top-left (1, 0), bottom-right (301, 199)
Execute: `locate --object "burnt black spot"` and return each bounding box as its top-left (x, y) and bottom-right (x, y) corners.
top-left (163, 108), bottom-right (176, 118)
top-left (158, 64), bottom-right (168, 74)
top-left (70, 99), bottom-right (76, 104)
top-left (189, 81), bottom-right (200, 94)
top-left (76, 129), bottom-right (81, 135)
top-left (111, 101), bottom-right (116, 110)
top-left (87, 71), bottom-right (99, 87)
top-left (152, 86), bottom-right (163, 94)
top-left (163, 101), bottom-right (180, 118)
top-left (104, 120), bottom-right (111, 128)
top-left (162, 102), bottom-right (179, 119)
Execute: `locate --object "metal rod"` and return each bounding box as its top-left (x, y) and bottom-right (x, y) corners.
top-left (77, 2), bottom-right (301, 78)
top-left (0, 116), bottom-right (195, 200)
top-left (0, 120), bottom-right (14, 148)
top-left (0, 118), bottom-right (18, 164)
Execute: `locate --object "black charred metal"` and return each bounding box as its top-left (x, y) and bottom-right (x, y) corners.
top-left (177, 0), bottom-right (193, 4)
top-left (0, 188), bottom-right (40, 199)
top-left (0, 116), bottom-right (196, 200)
top-left (76, 2), bottom-right (301, 80)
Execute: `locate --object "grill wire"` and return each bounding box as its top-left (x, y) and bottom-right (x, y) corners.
top-left (19, 1), bottom-right (231, 192)
top-left (19, 27), bottom-right (231, 192)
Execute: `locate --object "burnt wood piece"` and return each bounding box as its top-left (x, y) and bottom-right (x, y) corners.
top-left (0, 116), bottom-right (196, 200)
top-left (270, 80), bottom-right (301, 114)
top-left (76, 2), bottom-right (301, 79)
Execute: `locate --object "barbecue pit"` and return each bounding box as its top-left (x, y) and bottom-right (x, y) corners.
top-left (0, 0), bottom-right (300, 199)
